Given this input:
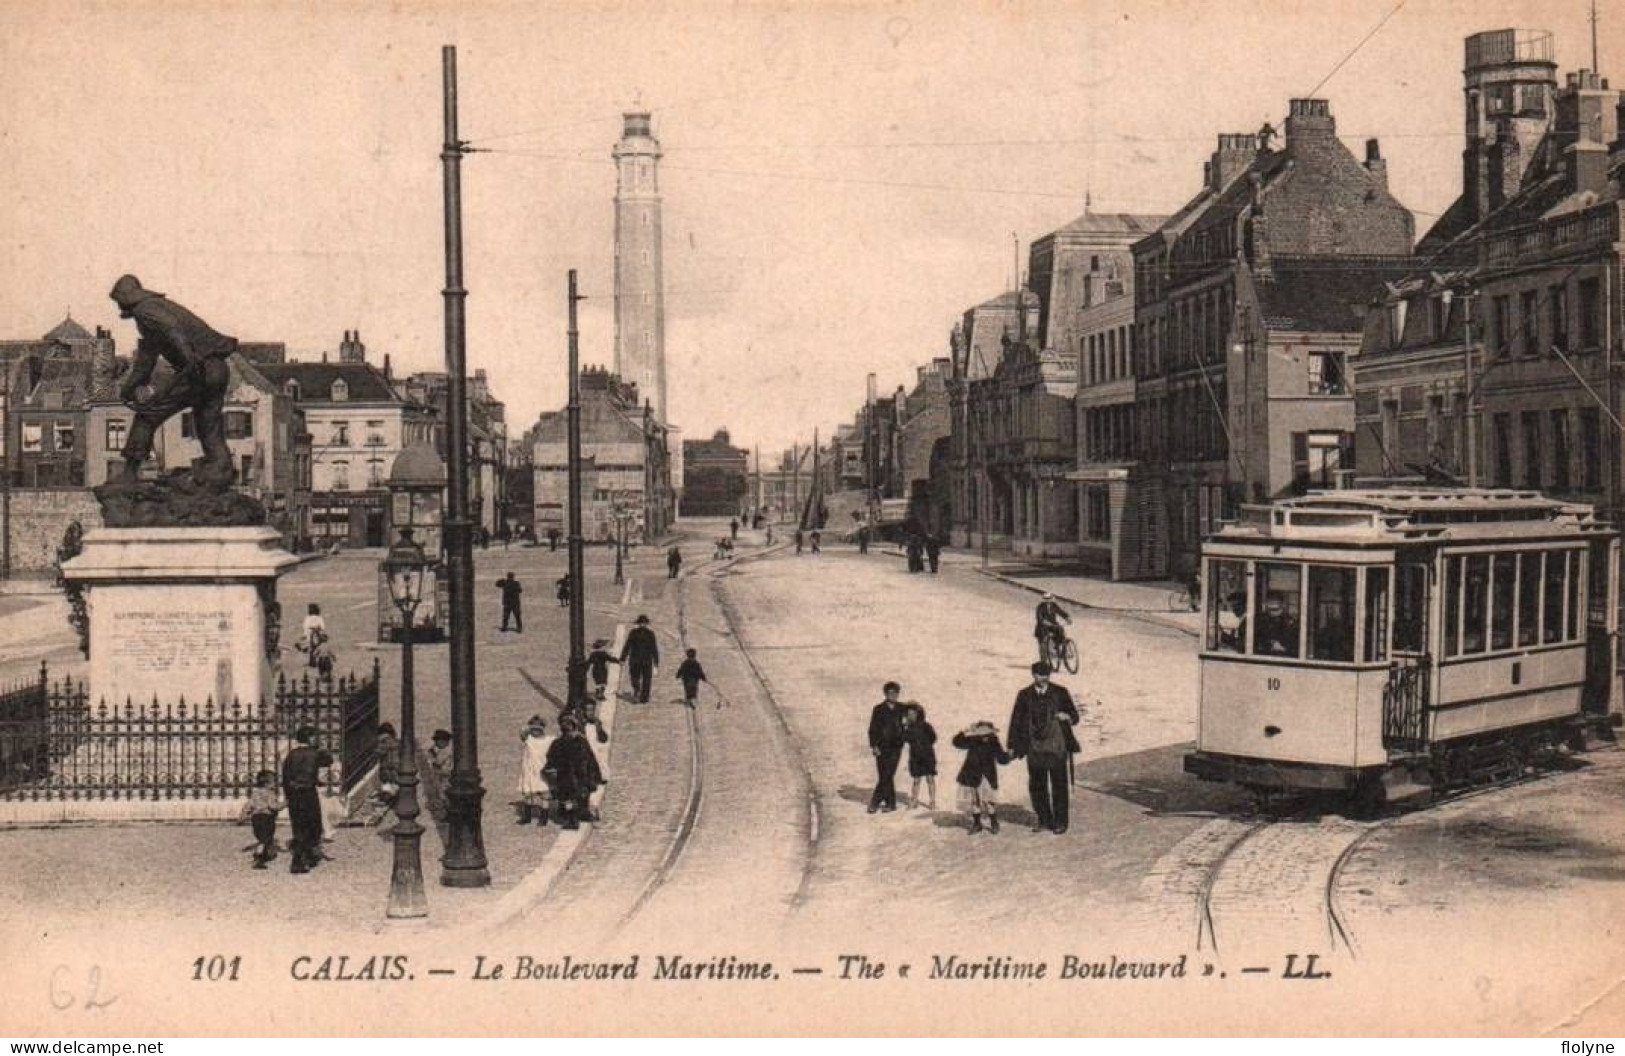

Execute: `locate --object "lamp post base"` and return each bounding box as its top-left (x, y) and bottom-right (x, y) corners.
top-left (386, 816), bottom-right (430, 919)
top-left (440, 774), bottom-right (490, 888)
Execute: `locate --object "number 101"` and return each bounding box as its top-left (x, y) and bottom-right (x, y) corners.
top-left (191, 955), bottom-right (241, 981)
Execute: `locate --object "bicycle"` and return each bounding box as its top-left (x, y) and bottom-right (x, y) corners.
top-left (1038, 629), bottom-right (1080, 675)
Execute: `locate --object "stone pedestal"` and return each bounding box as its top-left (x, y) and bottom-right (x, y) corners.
top-left (62, 526), bottom-right (299, 711)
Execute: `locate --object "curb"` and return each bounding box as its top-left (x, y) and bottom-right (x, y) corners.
top-left (973, 567), bottom-right (1201, 639)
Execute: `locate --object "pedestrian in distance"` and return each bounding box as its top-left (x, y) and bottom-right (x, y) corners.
top-left (925, 534), bottom-right (942, 574)
top-left (810, 529), bottom-right (822, 554)
top-left (620, 614), bottom-right (660, 703)
top-left (730, 518), bottom-right (739, 541)
top-left (857, 524), bottom-right (869, 553)
top-left (495, 572), bottom-right (525, 633)
top-left (765, 524), bottom-right (774, 546)
top-left (299, 603), bottom-right (328, 669)
top-left (281, 726), bottom-right (333, 874)
top-left (515, 715), bottom-right (554, 826)
top-left (423, 728), bottom-right (453, 824)
top-left (906, 535), bottom-right (923, 573)
top-left (547, 526), bottom-right (561, 552)
top-left (675, 648), bottom-right (707, 709)
top-left (240, 769), bottom-right (284, 868)
top-left (587, 638), bottom-right (620, 701)
top-left (902, 703), bottom-right (938, 810)
top-left (667, 545), bottom-right (682, 579)
top-left (794, 528), bottom-right (805, 555)
top-left (556, 572), bottom-right (571, 607)
top-left (952, 721), bottom-right (1011, 834)
top-left (543, 714), bottom-right (604, 830)
top-left (867, 681), bottom-right (907, 813)
top-left (1006, 661), bottom-right (1079, 835)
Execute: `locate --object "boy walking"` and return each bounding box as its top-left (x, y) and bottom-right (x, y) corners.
top-left (242, 769), bottom-right (283, 868)
top-left (587, 638), bottom-right (620, 701)
top-left (952, 721), bottom-right (1011, 834)
top-left (675, 648), bottom-right (708, 708)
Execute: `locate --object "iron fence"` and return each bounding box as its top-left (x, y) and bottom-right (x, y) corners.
top-left (0, 660), bottom-right (379, 802)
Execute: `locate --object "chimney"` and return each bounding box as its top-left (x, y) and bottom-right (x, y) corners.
top-left (1364, 138), bottom-right (1388, 188)
top-left (383, 352), bottom-right (392, 380)
top-left (1209, 133), bottom-right (1257, 191)
top-left (90, 327), bottom-right (117, 402)
top-left (1284, 98), bottom-right (1336, 151)
top-left (1569, 140), bottom-right (1609, 195)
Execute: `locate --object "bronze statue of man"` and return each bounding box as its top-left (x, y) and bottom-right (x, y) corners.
top-left (108, 275), bottom-right (238, 487)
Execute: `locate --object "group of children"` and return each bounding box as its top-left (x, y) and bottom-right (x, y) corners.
top-left (515, 712), bottom-right (605, 829)
top-left (891, 704), bottom-right (1016, 835)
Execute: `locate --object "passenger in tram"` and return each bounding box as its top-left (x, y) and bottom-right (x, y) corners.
top-left (1217, 592), bottom-right (1246, 652)
top-left (1254, 592), bottom-right (1300, 657)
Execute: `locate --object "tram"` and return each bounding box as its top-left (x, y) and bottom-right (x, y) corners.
top-left (1184, 488), bottom-right (1622, 809)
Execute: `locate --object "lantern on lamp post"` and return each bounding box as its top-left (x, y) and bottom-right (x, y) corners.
top-left (382, 526), bottom-right (430, 919)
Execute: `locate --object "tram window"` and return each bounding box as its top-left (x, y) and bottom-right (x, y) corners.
top-left (1490, 555), bottom-right (1516, 651)
top-left (1567, 551), bottom-right (1581, 641)
top-left (1516, 552), bottom-right (1540, 647)
top-left (1308, 567), bottom-right (1355, 662)
top-left (1443, 557), bottom-right (1462, 657)
top-left (1207, 559), bottom-right (1248, 653)
top-left (1462, 555), bottom-right (1490, 655)
top-left (1543, 552), bottom-right (1566, 643)
top-left (1253, 563), bottom-right (1302, 658)
top-left (1364, 567), bottom-right (1390, 662)
top-left (1394, 564), bottom-right (1426, 654)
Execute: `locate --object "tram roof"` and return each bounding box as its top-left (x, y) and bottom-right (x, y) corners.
top-left (1210, 488), bottom-right (1612, 547)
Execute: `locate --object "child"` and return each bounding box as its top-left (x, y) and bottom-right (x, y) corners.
top-left (586, 639), bottom-right (620, 701)
top-left (556, 573), bottom-right (572, 607)
top-left (543, 715), bottom-right (604, 830)
top-left (375, 722), bottom-right (400, 802)
top-left (424, 728), bottom-right (453, 823)
top-left (516, 715), bottom-right (553, 825)
top-left (902, 703), bottom-right (938, 810)
top-left (241, 769), bottom-right (283, 868)
top-left (952, 720), bottom-right (1011, 834)
top-left (675, 648), bottom-right (707, 709)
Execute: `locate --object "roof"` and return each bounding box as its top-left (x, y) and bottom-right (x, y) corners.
top-left (25, 359), bottom-right (91, 406)
top-left (972, 289), bottom-right (1039, 312)
top-left (41, 316), bottom-right (92, 343)
top-left (388, 443), bottom-right (446, 488)
top-left (1210, 487), bottom-right (1611, 547)
top-left (258, 361), bottom-right (402, 403)
top-left (1254, 256), bottom-right (1418, 333)
top-left (1047, 211), bottom-right (1169, 239)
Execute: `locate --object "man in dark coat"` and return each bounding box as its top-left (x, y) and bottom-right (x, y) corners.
top-left (543, 715), bottom-right (604, 829)
top-left (108, 274), bottom-right (239, 487)
top-left (495, 572), bottom-right (524, 632)
top-left (924, 534), bottom-right (942, 573)
top-left (1006, 661), bottom-right (1080, 834)
top-left (620, 614), bottom-right (660, 703)
top-left (867, 681), bottom-right (907, 813)
top-left (667, 546), bottom-right (682, 579)
top-left (281, 725), bottom-right (334, 873)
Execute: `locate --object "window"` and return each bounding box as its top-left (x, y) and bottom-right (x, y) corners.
top-left (1581, 408), bottom-right (1602, 490)
top-left (1493, 295), bottom-right (1513, 357)
top-left (20, 423), bottom-right (41, 452)
top-left (330, 379), bottom-right (349, 402)
top-left (1544, 551), bottom-right (1567, 643)
top-left (1428, 296), bottom-right (1447, 340)
top-left (225, 411), bottom-right (253, 439)
top-left (1520, 290), bottom-right (1540, 356)
top-left (1307, 566), bottom-right (1355, 662)
top-left (105, 420), bottom-right (126, 452)
top-left (1492, 413), bottom-right (1512, 486)
top-left (1517, 551), bottom-right (1541, 647)
top-left (365, 420), bottom-right (385, 447)
top-left (367, 458), bottom-right (386, 488)
top-left (1579, 278), bottom-right (1602, 349)
top-left (180, 411), bottom-right (195, 439)
top-left (1463, 554), bottom-right (1490, 654)
top-left (1307, 351), bottom-right (1347, 395)
top-left (1550, 284), bottom-right (1569, 350)
top-left (1521, 410), bottom-right (1541, 488)
top-left (53, 422), bottom-right (74, 452)
top-left (1253, 562), bottom-right (1302, 658)
top-left (238, 454), bottom-right (254, 484)
top-left (1444, 555), bottom-right (1462, 657)
top-left (284, 380), bottom-right (301, 401)
top-left (332, 421), bottom-right (350, 446)
top-left (1207, 559), bottom-right (1248, 653)
top-left (331, 461), bottom-right (350, 491)
top-left (1395, 563), bottom-right (1427, 654)
top-left (1388, 301), bottom-right (1407, 348)
top-left (1550, 409), bottom-right (1571, 490)
top-left (1490, 553), bottom-right (1516, 650)
top-left (1567, 549), bottom-right (1581, 641)
top-left (1364, 567), bottom-right (1390, 662)
top-left (1292, 431), bottom-right (1349, 491)
top-left (1084, 486), bottom-right (1110, 540)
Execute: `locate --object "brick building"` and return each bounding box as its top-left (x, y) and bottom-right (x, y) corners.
top-left (1131, 99), bottom-right (1415, 579)
top-left (681, 429), bottom-right (749, 518)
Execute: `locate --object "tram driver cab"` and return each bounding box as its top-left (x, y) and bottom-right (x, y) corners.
top-left (1185, 488), bottom-right (1622, 810)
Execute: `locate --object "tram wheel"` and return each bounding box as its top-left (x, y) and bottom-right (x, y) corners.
top-left (1348, 774), bottom-right (1385, 820)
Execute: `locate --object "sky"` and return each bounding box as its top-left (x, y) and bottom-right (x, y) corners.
top-left (2, 0), bottom-right (1620, 458)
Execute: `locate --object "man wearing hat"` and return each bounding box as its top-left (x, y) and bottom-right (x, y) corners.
top-left (543, 714), bottom-right (604, 830)
top-left (107, 274), bottom-right (240, 487)
top-left (867, 681), bottom-right (908, 813)
top-left (281, 726), bottom-right (333, 873)
top-left (1006, 661), bottom-right (1080, 834)
top-left (620, 614), bottom-right (660, 704)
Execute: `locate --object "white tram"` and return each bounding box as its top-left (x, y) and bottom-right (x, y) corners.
top-left (1184, 488), bottom-right (1622, 808)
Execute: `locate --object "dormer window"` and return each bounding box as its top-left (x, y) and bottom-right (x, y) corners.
top-left (284, 379), bottom-right (301, 401)
top-left (331, 378), bottom-right (349, 402)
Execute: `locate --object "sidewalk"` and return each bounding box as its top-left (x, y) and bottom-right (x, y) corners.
top-left (873, 543), bottom-right (1204, 637)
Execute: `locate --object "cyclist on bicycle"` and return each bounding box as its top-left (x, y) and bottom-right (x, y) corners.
top-left (1034, 593), bottom-right (1072, 661)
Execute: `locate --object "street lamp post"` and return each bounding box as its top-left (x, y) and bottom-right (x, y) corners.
top-left (438, 44), bottom-right (489, 888)
top-left (565, 270), bottom-right (589, 710)
top-left (383, 527), bottom-right (430, 919)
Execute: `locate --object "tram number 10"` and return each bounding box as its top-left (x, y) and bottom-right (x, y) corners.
top-left (1265, 677), bottom-right (1281, 692)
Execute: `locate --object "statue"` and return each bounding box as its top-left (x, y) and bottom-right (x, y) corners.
top-left (94, 276), bottom-right (265, 527)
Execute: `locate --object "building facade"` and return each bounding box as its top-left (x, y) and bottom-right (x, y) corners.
top-left (681, 429), bottom-right (750, 518)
